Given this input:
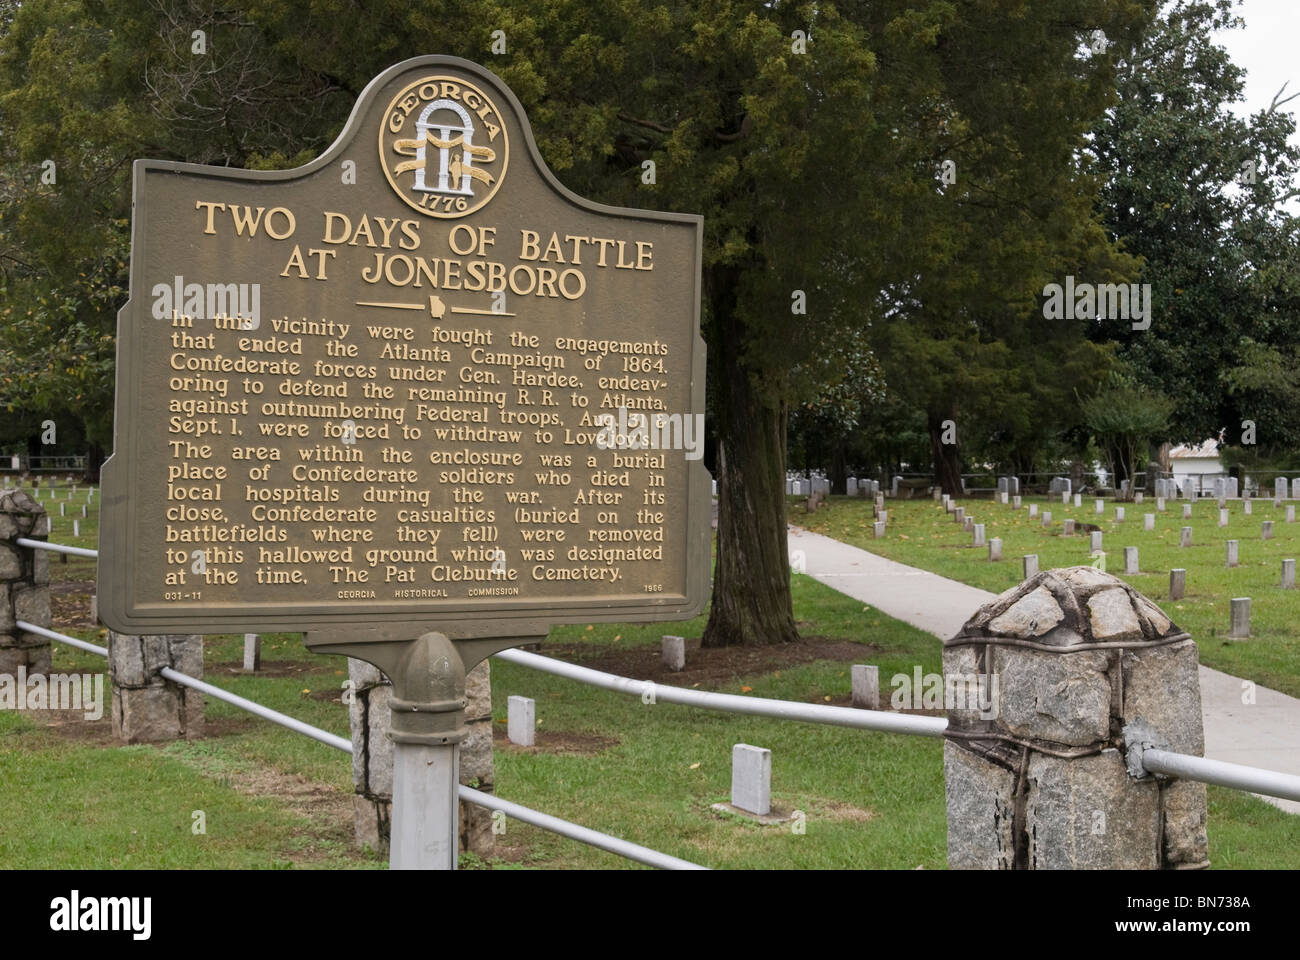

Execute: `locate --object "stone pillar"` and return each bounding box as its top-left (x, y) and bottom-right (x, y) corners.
top-left (943, 567), bottom-right (1208, 869)
top-left (107, 632), bottom-right (203, 742)
top-left (347, 657), bottom-right (496, 859)
top-left (0, 489), bottom-right (51, 676)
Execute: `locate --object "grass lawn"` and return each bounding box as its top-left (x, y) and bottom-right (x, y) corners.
top-left (798, 492), bottom-right (1300, 700)
top-left (1, 480), bottom-right (1296, 868)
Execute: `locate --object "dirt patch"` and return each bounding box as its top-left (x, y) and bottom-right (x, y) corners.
top-left (210, 660), bottom-right (322, 679)
top-left (492, 723), bottom-right (618, 756)
top-left (49, 579), bottom-right (95, 631)
top-left (543, 634), bottom-right (882, 690)
top-left (34, 707), bottom-right (260, 747)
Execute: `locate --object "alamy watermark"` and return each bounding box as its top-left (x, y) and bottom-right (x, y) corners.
top-left (890, 667), bottom-right (999, 719)
top-left (1042, 276), bottom-right (1151, 330)
top-left (152, 274), bottom-right (261, 330)
top-left (0, 667), bottom-right (104, 720)
top-left (593, 406), bottom-right (705, 460)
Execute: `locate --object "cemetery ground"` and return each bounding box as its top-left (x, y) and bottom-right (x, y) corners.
top-left (1, 485), bottom-right (1297, 868)
top-left (797, 493), bottom-right (1300, 701)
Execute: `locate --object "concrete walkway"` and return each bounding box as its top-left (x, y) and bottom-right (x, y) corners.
top-left (788, 525), bottom-right (1300, 814)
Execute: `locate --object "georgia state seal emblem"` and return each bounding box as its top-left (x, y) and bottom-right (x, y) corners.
top-left (379, 75), bottom-right (508, 218)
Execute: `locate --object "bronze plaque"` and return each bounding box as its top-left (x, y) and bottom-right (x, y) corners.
top-left (99, 55), bottom-right (710, 638)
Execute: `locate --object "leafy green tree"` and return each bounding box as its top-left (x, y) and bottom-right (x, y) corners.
top-left (1079, 372), bottom-right (1175, 498)
top-left (1090, 0), bottom-right (1300, 447)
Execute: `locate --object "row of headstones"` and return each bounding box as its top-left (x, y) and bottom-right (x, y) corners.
top-left (995, 476), bottom-right (1021, 496)
top-left (786, 477), bottom-right (884, 498)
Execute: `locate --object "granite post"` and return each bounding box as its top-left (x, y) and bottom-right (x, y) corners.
top-left (944, 567), bottom-right (1208, 869)
top-left (0, 489), bottom-right (51, 677)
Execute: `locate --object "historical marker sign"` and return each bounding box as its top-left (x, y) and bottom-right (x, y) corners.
top-left (99, 55), bottom-right (710, 639)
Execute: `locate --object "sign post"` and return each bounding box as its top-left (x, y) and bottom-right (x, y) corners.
top-left (99, 55), bottom-right (709, 868)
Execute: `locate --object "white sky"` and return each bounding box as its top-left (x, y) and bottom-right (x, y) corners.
top-left (1212, 0), bottom-right (1299, 143)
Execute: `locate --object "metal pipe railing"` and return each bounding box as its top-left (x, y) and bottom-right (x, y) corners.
top-left (1142, 749), bottom-right (1300, 804)
top-left (494, 647), bottom-right (948, 737)
top-left (15, 538), bottom-right (98, 559)
top-left (18, 620), bottom-right (107, 657)
top-left (20, 619), bottom-right (705, 870)
top-left (456, 785), bottom-right (705, 870)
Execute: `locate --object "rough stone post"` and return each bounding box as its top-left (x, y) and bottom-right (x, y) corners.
top-left (1170, 569), bottom-right (1186, 600)
top-left (851, 664), bottom-right (879, 709)
top-left (349, 657), bottom-right (393, 852)
top-left (107, 632), bottom-right (203, 743)
top-left (1226, 540), bottom-right (1239, 567)
top-left (1229, 598), bottom-right (1251, 639)
top-left (1283, 559), bottom-right (1296, 590)
top-left (0, 489), bottom-right (51, 677)
top-left (989, 538), bottom-right (1002, 561)
top-left (944, 567), bottom-right (1208, 869)
top-left (662, 635), bottom-right (685, 671)
top-left (1022, 555), bottom-right (1038, 580)
top-left (348, 657), bottom-right (496, 858)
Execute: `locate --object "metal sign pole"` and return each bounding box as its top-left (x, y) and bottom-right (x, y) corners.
top-left (391, 739), bottom-right (460, 869)
top-left (385, 631), bottom-right (467, 870)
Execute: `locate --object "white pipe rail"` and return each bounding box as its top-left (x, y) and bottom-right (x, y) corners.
top-left (15, 537), bottom-right (98, 559)
top-left (1142, 749), bottom-right (1300, 804)
top-left (457, 785), bottom-right (705, 870)
top-left (495, 646), bottom-right (1300, 806)
top-left (17, 537), bottom-right (1300, 835)
top-left (494, 646), bottom-right (949, 737)
top-left (18, 620), bottom-right (107, 657)
top-left (19, 618), bottom-right (705, 870)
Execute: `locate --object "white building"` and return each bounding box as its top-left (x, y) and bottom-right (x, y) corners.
top-left (1169, 439), bottom-right (1225, 497)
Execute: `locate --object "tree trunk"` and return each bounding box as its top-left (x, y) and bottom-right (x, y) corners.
top-left (702, 275), bottom-right (799, 648)
top-left (830, 443), bottom-right (847, 495)
top-left (84, 442), bottom-right (104, 484)
top-left (928, 409), bottom-right (962, 497)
